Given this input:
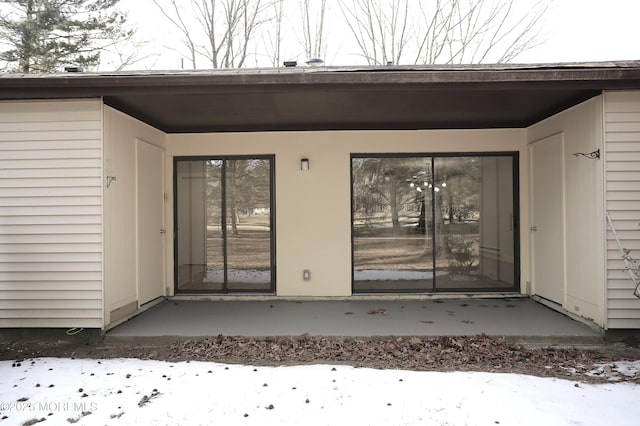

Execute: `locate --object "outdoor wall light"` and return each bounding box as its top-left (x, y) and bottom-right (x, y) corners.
top-left (301, 158), bottom-right (310, 171)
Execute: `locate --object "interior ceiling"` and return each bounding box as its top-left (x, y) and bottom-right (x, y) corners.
top-left (2, 63), bottom-right (640, 133)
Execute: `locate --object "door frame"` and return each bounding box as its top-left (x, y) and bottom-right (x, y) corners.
top-left (172, 155), bottom-right (276, 294)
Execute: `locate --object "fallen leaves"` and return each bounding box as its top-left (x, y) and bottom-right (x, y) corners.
top-left (138, 389), bottom-right (161, 407)
top-left (161, 335), bottom-right (640, 383)
top-left (3, 334), bottom-right (639, 385)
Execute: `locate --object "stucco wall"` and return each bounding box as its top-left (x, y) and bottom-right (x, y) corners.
top-left (527, 96), bottom-right (606, 327)
top-left (167, 129), bottom-right (528, 297)
top-left (103, 106), bottom-right (166, 326)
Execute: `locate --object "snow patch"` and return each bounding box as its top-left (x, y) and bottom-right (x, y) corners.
top-left (203, 269), bottom-right (270, 284)
top-left (1, 358), bottom-right (639, 425)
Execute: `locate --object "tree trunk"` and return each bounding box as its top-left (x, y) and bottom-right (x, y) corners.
top-left (434, 194), bottom-right (447, 256)
top-left (228, 161), bottom-right (239, 236)
top-left (389, 178), bottom-right (400, 231)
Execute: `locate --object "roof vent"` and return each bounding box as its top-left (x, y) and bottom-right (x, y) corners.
top-left (64, 66), bottom-right (84, 73)
top-left (283, 61), bottom-right (297, 68)
top-left (306, 58), bottom-right (324, 67)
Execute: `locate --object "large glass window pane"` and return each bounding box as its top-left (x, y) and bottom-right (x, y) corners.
top-left (433, 157), bottom-right (481, 289)
top-left (433, 157), bottom-right (515, 290)
top-left (352, 157), bottom-right (435, 292)
top-left (225, 159), bottom-right (272, 291)
top-left (175, 157), bottom-right (273, 293)
top-left (352, 154), bottom-right (517, 293)
top-left (176, 160), bottom-right (224, 292)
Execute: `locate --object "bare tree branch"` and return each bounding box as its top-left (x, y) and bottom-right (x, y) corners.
top-left (263, 0), bottom-right (285, 66)
top-left (151, 0), bottom-right (268, 69)
top-left (300, 0), bottom-right (327, 59)
top-left (339, 0), bottom-right (551, 65)
top-left (151, 0), bottom-right (199, 68)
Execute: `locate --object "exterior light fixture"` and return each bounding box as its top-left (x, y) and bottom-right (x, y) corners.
top-left (301, 158), bottom-right (310, 171)
top-left (434, 187), bottom-right (440, 192)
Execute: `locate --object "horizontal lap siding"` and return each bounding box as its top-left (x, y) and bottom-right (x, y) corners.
top-left (0, 100), bottom-right (103, 328)
top-left (605, 92), bottom-right (640, 329)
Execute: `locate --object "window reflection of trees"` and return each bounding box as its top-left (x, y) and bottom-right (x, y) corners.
top-left (352, 155), bottom-right (515, 292)
top-left (177, 157), bottom-right (273, 293)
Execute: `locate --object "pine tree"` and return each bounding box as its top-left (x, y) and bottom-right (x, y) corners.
top-left (0, 0), bottom-right (131, 73)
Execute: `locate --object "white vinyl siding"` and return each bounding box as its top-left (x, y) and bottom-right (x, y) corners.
top-left (605, 91), bottom-right (640, 329)
top-left (0, 100), bottom-right (103, 328)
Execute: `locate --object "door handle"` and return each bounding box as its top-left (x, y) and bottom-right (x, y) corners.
top-left (530, 226), bottom-right (537, 232)
top-left (160, 229), bottom-right (166, 234)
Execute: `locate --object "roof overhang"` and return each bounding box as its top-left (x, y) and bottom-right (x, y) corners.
top-left (2, 61), bottom-right (640, 133)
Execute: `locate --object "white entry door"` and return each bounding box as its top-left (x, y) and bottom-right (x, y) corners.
top-left (136, 139), bottom-right (166, 305)
top-left (530, 134), bottom-right (565, 304)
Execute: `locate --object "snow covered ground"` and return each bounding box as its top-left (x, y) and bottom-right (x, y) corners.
top-left (354, 270), bottom-right (447, 281)
top-left (1, 358), bottom-right (639, 425)
top-left (204, 269), bottom-right (270, 284)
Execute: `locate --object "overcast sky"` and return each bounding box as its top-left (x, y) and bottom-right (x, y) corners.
top-left (517, 0), bottom-right (640, 63)
top-left (124, 0), bottom-right (640, 70)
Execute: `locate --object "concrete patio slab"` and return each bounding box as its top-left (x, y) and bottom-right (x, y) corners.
top-left (105, 298), bottom-right (603, 345)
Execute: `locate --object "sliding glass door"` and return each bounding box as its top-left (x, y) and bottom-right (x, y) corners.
top-left (352, 153), bottom-right (518, 293)
top-left (175, 156), bottom-right (274, 293)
